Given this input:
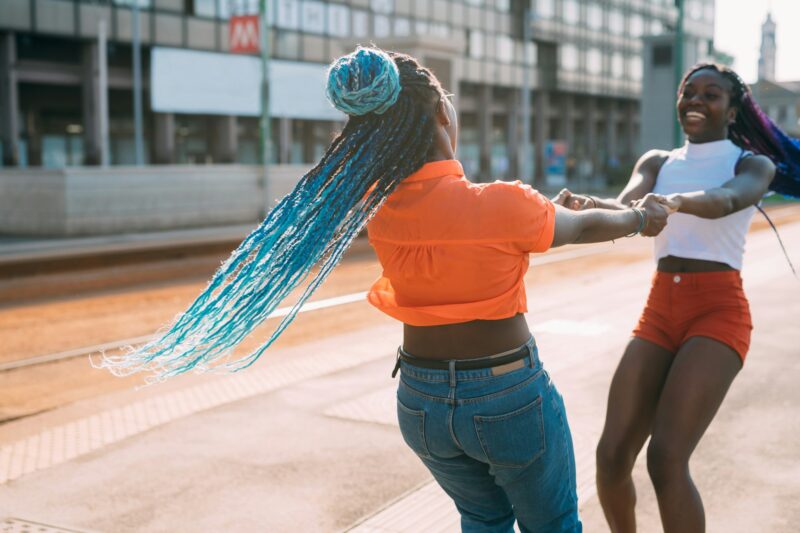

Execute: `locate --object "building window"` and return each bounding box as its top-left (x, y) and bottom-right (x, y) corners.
top-left (562, 0), bottom-right (579, 25)
top-left (629, 56), bottom-right (643, 80)
top-left (497, 35), bottom-right (514, 63)
top-left (431, 23), bottom-right (449, 38)
top-left (353, 10), bottom-right (369, 38)
top-left (587, 4), bottom-right (603, 30)
top-left (374, 15), bottom-right (391, 37)
top-left (496, 0), bottom-right (511, 12)
top-left (327, 4), bottom-right (350, 37)
top-left (561, 44), bottom-right (578, 71)
top-left (415, 20), bottom-right (430, 35)
top-left (587, 48), bottom-right (602, 75)
top-left (469, 31), bottom-right (485, 58)
top-left (302, 1), bottom-right (326, 34)
top-left (194, 0), bottom-right (216, 17)
top-left (276, 0), bottom-right (301, 30)
top-left (630, 14), bottom-right (643, 37)
top-left (609, 10), bottom-right (624, 34)
top-left (394, 17), bottom-right (411, 36)
top-left (524, 41), bottom-right (537, 66)
top-left (371, 0), bottom-right (394, 15)
top-left (536, 0), bottom-right (554, 19)
top-left (650, 19), bottom-right (663, 35)
top-left (611, 52), bottom-right (624, 78)
top-left (113, 0), bottom-right (152, 7)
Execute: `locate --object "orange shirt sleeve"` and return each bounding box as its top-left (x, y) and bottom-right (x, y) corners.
top-left (493, 181), bottom-right (556, 253)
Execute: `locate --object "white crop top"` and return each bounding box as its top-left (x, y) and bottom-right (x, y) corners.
top-left (652, 139), bottom-right (755, 270)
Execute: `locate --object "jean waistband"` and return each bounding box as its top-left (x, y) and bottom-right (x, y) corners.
top-left (392, 336), bottom-right (537, 378)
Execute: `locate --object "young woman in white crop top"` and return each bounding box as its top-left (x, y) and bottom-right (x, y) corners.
top-left (553, 63), bottom-right (800, 532)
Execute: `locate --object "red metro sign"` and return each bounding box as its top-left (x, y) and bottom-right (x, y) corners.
top-left (229, 15), bottom-right (260, 54)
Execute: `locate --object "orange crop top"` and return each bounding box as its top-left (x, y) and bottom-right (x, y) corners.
top-left (366, 160), bottom-right (556, 326)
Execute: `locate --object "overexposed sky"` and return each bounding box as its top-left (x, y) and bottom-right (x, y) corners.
top-left (714, 0), bottom-right (800, 83)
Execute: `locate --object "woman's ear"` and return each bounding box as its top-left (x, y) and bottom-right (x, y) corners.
top-left (727, 106), bottom-right (738, 125)
top-left (436, 98), bottom-right (451, 127)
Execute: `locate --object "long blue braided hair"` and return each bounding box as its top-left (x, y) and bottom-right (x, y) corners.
top-left (97, 47), bottom-right (445, 381)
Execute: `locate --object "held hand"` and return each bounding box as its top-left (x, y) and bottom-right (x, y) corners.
top-left (635, 194), bottom-right (670, 237)
top-left (656, 193), bottom-right (682, 215)
top-left (552, 188), bottom-right (595, 211)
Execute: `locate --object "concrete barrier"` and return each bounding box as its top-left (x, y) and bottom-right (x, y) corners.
top-left (0, 164), bottom-right (313, 236)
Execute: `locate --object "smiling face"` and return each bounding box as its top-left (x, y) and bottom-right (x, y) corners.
top-left (677, 69), bottom-right (738, 143)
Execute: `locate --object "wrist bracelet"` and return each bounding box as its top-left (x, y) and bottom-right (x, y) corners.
top-left (625, 208), bottom-right (646, 237)
top-left (588, 195), bottom-right (598, 209)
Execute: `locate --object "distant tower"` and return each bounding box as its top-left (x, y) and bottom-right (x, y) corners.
top-left (758, 12), bottom-right (776, 81)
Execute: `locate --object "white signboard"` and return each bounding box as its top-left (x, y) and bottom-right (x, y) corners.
top-left (151, 47), bottom-right (344, 120)
top-left (151, 48), bottom-right (261, 116)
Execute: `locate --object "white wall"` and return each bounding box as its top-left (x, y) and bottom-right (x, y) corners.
top-left (0, 164), bottom-right (313, 236)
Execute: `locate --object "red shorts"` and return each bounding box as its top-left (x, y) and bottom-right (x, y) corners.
top-left (632, 270), bottom-right (753, 362)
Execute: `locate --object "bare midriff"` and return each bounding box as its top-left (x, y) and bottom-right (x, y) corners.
top-left (402, 313), bottom-right (531, 360)
top-left (657, 255), bottom-right (736, 273)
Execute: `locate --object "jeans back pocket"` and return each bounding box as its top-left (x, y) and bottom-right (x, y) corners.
top-left (474, 396), bottom-right (546, 468)
top-left (397, 399), bottom-right (432, 459)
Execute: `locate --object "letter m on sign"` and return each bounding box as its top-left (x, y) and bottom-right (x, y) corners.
top-left (229, 15), bottom-right (260, 54)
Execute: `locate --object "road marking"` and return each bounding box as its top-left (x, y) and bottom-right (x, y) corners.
top-left (0, 292), bottom-right (369, 372)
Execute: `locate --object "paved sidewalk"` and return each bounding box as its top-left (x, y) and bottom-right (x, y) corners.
top-left (1, 222), bottom-right (798, 532)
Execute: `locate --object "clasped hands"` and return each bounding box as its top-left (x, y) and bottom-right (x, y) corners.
top-left (552, 189), bottom-right (680, 237)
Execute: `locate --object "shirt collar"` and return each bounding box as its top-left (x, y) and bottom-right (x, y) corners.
top-left (404, 160), bottom-right (464, 183)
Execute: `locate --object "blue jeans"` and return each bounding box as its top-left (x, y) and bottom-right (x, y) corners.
top-left (396, 338), bottom-right (581, 533)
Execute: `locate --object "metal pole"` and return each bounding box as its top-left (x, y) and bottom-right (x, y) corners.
top-left (521, 6), bottom-right (532, 185)
top-left (132, 0), bottom-right (144, 165)
top-left (259, 0), bottom-right (272, 217)
top-left (673, 0), bottom-right (685, 148)
top-left (98, 19), bottom-right (109, 167)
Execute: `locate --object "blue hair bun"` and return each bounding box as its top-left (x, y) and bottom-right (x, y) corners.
top-left (326, 47), bottom-right (402, 116)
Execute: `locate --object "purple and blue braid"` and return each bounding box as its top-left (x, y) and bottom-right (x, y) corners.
top-left (97, 48), bottom-right (445, 381)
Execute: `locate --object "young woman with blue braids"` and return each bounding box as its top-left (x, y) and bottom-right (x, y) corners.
top-left (99, 47), bottom-right (673, 532)
top-left (556, 63), bottom-right (800, 533)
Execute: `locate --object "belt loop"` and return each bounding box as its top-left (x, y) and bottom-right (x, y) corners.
top-left (448, 360), bottom-right (456, 388)
top-left (528, 337), bottom-right (536, 368)
top-left (391, 348), bottom-right (401, 378)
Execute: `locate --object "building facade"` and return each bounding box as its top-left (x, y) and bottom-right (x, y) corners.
top-left (0, 0), bottom-right (716, 185)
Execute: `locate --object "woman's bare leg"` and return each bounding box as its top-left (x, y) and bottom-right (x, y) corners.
top-left (596, 338), bottom-right (674, 533)
top-left (646, 336), bottom-right (742, 533)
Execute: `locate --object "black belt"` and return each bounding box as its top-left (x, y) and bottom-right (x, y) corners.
top-left (392, 341), bottom-right (534, 377)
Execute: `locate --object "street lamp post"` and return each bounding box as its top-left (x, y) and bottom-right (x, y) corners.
top-left (521, 6), bottom-right (533, 185)
top-left (132, 0), bottom-right (144, 165)
top-left (259, 0), bottom-right (272, 218)
top-left (673, 0), bottom-right (685, 148)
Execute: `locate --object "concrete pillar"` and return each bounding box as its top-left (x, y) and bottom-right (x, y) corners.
top-left (302, 121), bottom-right (316, 163)
top-left (605, 100), bottom-right (618, 164)
top-left (534, 89), bottom-right (549, 188)
top-left (507, 89), bottom-right (521, 180)
top-left (560, 93), bottom-right (574, 183)
top-left (153, 113), bottom-right (175, 164)
top-left (279, 117), bottom-right (292, 164)
top-left (212, 115), bottom-right (237, 163)
top-left (0, 33), bottom-right (20, 166)
top-left (625, 100), bottom-right (637, 161)
top-left (25, 110), bottom-right (42, 166)
top-left (585, 97), bottom-right (597, 177)
top-left (82, 42), bottom-right (102, 165)
top-left (477, 84), bottom-right (492, 182)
